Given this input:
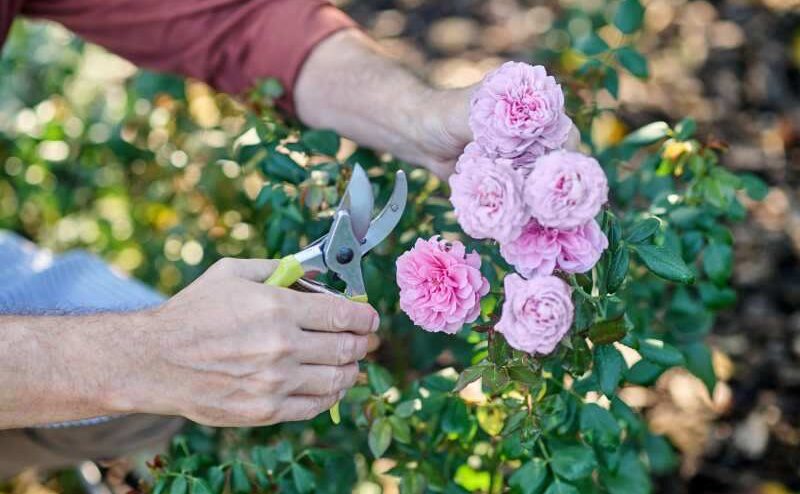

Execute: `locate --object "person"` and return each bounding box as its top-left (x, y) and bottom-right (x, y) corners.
top-left (0, 0), bottom-right (472, 476)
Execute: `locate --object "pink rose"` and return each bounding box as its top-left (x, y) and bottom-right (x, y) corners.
top-left (469, 62), bottom-right (573, 160)
top-left (396, 236), bottom-right (490, 334)
top-left (495, 274), bottom-right (574, 355)
top-left (499, 219), bottom-right (561, 277)
top-left (524, 150), bottom-right (609, 229)
top-left (449, 154), bottom-right (528, 243)
top-left (557, 220), bottom-right (608, 274)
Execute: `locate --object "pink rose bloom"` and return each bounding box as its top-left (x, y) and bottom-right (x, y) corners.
top-left (449, 154), bottom-right (528, 243)
top-left (499, 219), bottom-right (561, 277)
top-left (557, 220), bottom-right (608, 274)
top-left (495, 274), bottom-right (574, 355)
top-left (455, 142), bottom-right (484, 173)
top-left (524, 150), bottom-right (609, 229)
top-left (469, 62), bottom-right (573, 160)
top-left (396, 236), bottom-right (490, 334)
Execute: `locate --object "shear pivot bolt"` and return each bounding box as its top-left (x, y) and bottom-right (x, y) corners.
top-left (336, 247), bottom-right (354, 264)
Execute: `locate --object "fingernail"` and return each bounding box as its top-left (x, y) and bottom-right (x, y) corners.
top-left (371, 312), bottom-right (380, 332)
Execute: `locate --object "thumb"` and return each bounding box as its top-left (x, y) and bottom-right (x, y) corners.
top-left (207, 257), bottom-right (280, 282)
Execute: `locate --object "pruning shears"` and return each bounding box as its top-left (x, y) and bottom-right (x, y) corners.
top-left (265, 164), bottom-right (407, 422)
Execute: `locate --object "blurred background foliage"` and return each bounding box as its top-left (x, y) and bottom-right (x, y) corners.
top-left (1, 0), bottom-right (799, 493)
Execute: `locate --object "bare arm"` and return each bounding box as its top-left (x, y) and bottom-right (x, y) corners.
top-left (295, 29), bottom-right (473, 178)
top-left (0, 259), bottom-right (378, 429)
top-left (0, 312), bottom-right (134, 428)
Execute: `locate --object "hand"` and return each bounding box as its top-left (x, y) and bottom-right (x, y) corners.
top-left (118, 258), bottom-right (378, 426)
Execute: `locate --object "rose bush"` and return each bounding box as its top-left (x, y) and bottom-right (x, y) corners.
top-left (0, 3), bottom-right (770, 493)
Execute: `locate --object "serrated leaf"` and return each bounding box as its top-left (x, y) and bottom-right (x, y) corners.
top-left (550, 444), bottom-right (597, 481)
top-left (640, 339), bottom-right (685, 367)
top-left (367, 364), bottom-right (394, 394)
top-left (509, 459), bottom-right (548, 494)
top-left (606, 247), bottom-right (629, 293)
top-left (633, 244), bottom-right (695, 283)
top-left (291, 463), bottom-right (315, 494)
top-left (261, 150), bottom-right (308, 184)
top-left (192, 480), bottom-right (213, 494)
top-left (588, 316), bottom-right (630, 345)
top-left (682, 341), bottom-right (716, 396)
top-left (454, 364), bottom-right (486, 392)
top-left (230, 462), bottom-right (250, 494)
top-left (703, 241), bottom-right (733, 285)
top-left (604, 67), bottom-right (620, 98)
top-left (595, 344), bottom-right (626, 396)
top-left (207, 466), bottom-right (226, 494)
top-left (625, 218), bottom-right (661, 243)
top-left (580, 403), bottom-right (621, 448)
top-left (368, 418), bottom-right (393, 458)
top-left (625, 360), bottom-right (666, 385)
top-left (170, 477), bottom-right (187, 494)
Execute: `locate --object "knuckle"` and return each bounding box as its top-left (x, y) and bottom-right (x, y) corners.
top-left (270, 333), bottom-right (294, 359)
top-left (336, 335), bottom-right (355, 365)
top-left (328, 303), bottom-right (351, 331)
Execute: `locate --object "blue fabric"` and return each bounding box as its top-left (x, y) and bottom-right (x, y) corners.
top-left (0, 231), bottom-right (164, 315)
top-left (0, 231), bottom-right (166, 428)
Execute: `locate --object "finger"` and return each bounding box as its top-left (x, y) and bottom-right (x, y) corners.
top-left (367, 333), bottom-right (380, 353)
top-left (296, 331), bottom-right (369, 365)
top-left (272, 393), bottom-right (342, 423)
top-left (291, 363), bottom-right (359, 395)
top-left (293, 293), bottom-right (378, 334)
top-left (208, 257), bottom-right (279, 282)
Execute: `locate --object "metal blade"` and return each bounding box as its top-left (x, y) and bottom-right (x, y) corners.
top-left (338, 163), bottom-right (373, 242)
top-left (361, 170), bottom-right (407, 255)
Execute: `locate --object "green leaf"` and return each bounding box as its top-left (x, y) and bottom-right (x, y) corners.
top-left (604, 68), bottom-right (619, 98)
top-left (509, 459), bottom-right (548, 494)
top-left (291, 463), bottom-right (316, 494)
top-left (301, 129), bottom-right (340, 156)
top-left (625, 360), bottom-right (666, 385)
top-left (274, 441), bottom-right (293, 463)
top-left (395, 399), bottom-right (418, 419)
top-left (703, 241), bottom-right (733, 285)
top-left (674, 118), bottom-right (697, 140)
top-left (454, 364), bottom-right (486, 392)
top-left (442, 399), bottom-right (471, 436)
top-left (368, 418), bottom-right (393, 458)
top-left (508, 364), bottom-right (543, 387)
top-left (625, 218), bottom-right (661, 243)
top-left (580, 403), bottom-right (621, 448)
top-left (192, 480), bottom-right (213, 494)
top-left (682, 341), bottom-right (716, 396)
top-left (740, 173), bottom-right (769, 200)
top-left (595, 344), bottom-right (626, 396)
top-left (170, 476), bottom-right (188, 494)
top-left (207, 467), bottom-right (226, 494)
top-left (544, 480), bottom-right (580, 494)
top-left (261, 150), bottom-right (308, 184)
top-left (616, 47), bottom-right (649, 78)
top-left (588, 316), bottom-right (631, 345)
top-left (600, 448), bottom-right (652, 494)
top-left (231, 462), bottom-right (250, 494)
top-left (483, 365), bottom-right (510, 394)
top-left (389, 415), bottom-right (412, 444)
top-left (644, 433), bottom-right (678, 474)
top-left (606, 247), bottom-right (629, 293)
top-left (640, 339), bottom-right (685, 367)
top-left (698, 282), bottom-right (737, 309)
top-left (367, 364), bottom-right (394, 394)
top-left (633, 244), bottom-right (695, 283)
top-left (153, 479), bottom-right (168, 494)
top-left (614, 0), bottom-right (644, 34)
top-left (622, 122), bottom-right (669, 147)
top-left (550, 444), bottom-right (597, 481)
top-left (576, 33), bottom-right (609, 55)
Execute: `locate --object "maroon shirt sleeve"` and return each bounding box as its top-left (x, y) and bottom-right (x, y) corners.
top-left (13, 0), bottom-right (356, 113)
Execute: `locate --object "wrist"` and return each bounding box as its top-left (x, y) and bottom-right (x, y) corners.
top-left (72, 309), bottom-right (162, 416)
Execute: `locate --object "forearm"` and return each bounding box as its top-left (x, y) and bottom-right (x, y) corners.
top-left (0, 313), bottom-right (146, 428)
top-left (294, 29), bottom-right (472, 175)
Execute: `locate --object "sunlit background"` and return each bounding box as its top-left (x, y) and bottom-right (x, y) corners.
top-left (1, 0), bottom-right (799, 491)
